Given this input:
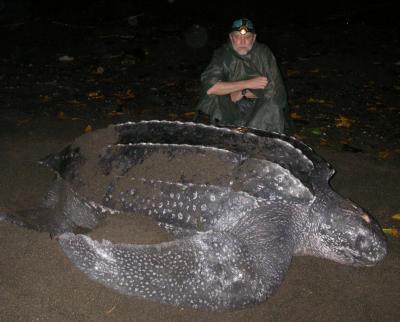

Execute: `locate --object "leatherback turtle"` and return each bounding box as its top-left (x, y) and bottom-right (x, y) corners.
top-left (1, 121), bottom-right (387, 311)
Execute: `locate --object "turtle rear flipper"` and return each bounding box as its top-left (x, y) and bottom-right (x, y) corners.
top-left (58, 231), bottom-right (268, 310)
top-left (1, 177), bottom-right (107, 236)
top-left (0, 207), bottom-right (90, 236)
top-left (43, 176), bottom-right (109, 231)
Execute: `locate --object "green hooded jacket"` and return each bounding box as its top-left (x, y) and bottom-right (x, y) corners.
top-left (196, 41), bottom-right (292, 134)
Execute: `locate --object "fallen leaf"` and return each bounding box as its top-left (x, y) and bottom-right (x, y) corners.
top-left (322, 101), bottom-right (335, 108)
top-left (17, 119), bottom-right (30, 125)
top-left (286, 69), bottom-right (300, 77)
top-left (126, 89), bottom-right (135, 97)
top-left (84, 125), bottom-right (92, 133)
top-left (378, 150), bottom-right (390, 160)
top-left (137, 108), bottom-right (151, 114)
top-left (319, 138), bottom-right (329, 146)
top-left (307, 97), bottom-right (325, 104)
top-left (392, 214), bottom-right (400, 221)
top-left (95, 66), bottom-right (104, 75)
top-left (40, 95), bottom-right (50, 102)
top-left (88, 91), bottom-right (105, 100)
top-left (67, 100), bottom-right (81, 105)
top-left (383, 227), bottom-right (399, 237)
top-left (183, 111), bottom-right (196, 119)
top-left (113, 89), bottom-right (135, 100)
top-left (168, 113), bottom-right (178, 119)
top-left (309, 68), bottom-right (320, 73)
top-left (335, 115), bottom-right (354, 128)
top-left (108, 110), bottom-right (124, 117)
top-left (58, 55), bottom-right (74, 62)
top-left (340, 138), bottom-right (352, 145)
top-left (367, 106), bottom-right (377, 112)
top-left (293, 133), bottom-right (305, 140)
top-left (290, 112), bottom-right (303, 120)
top-left (310, 128), bottom-right (322, 136)
top-left (67, 100), bottom-right (87, 108)
top-left (58, 111), bottom-right (66, 120)
top-left (296, 56), bottom-right (309, 61)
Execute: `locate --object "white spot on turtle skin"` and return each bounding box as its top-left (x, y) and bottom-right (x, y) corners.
top-left (201, 204), bottom-right (207, 211)
top-left (210, 194), bottom-right (216, 202)
top-left (170, 193), bottom-right (174, 199)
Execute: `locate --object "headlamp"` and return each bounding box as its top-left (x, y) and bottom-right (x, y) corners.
top-left (231, 18), bottom-right (255, 34)
top-left (239, 27), bottom-right (248, 35)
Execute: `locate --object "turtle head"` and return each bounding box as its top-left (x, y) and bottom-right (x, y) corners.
top-left (302, 194), bottom-right (387, 266)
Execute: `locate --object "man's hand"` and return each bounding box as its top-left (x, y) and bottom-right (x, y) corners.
top-left (246, 76), bottom-right (268, 89)
top-left (230, 90), bottom-right (243, 103)
top-left (207, 76), bottom-right (268, 96)
top-left (243, 90), bottom-right (257, 99)
top-left (230, 89), bottom-right (257, 102)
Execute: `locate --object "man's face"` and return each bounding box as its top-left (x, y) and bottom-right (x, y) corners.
top-left (229, 31), bottom-right (256, 55)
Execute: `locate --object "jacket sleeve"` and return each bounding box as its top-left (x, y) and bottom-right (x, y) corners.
top-left (195, 48), bottom-right (226, 116)
top-left (200, 48), bottom-right (226, 95)
top-left (262, 48), bottom-right (293, 133)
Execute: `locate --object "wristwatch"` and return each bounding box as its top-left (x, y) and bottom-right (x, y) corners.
top-left (242, 89), bottom-right (247, 96)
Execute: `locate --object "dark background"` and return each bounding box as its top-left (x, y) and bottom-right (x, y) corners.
top-left (1, 0), bottom-right (399, 156)
top-left (1, 0), bottom-right (399, 25)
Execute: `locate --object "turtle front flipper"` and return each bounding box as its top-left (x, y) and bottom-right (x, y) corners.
top-left (58, 231), bottom-right (267, 310)
top-left (58, 202), bottom-right (295, 311)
